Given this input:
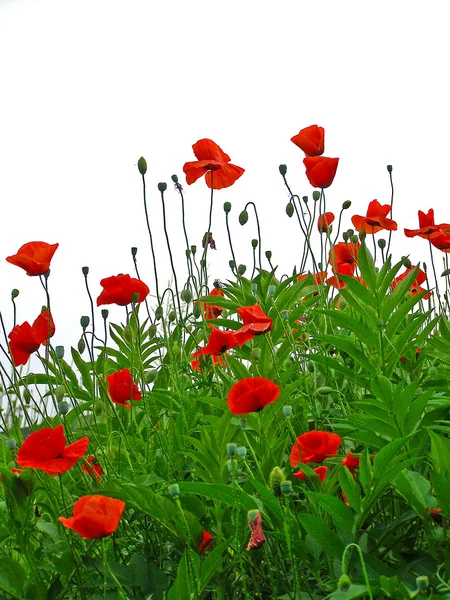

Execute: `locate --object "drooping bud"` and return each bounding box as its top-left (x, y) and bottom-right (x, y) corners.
top-left (148, 324), bottom-right (157, 338)
top-left (269, 467), bottom-right (285, 496)
top-left (286, 203), bottom-right (294, 217)
top-left (168, 310), bottom-right (177, 323)
top-left (137, 157), bottom-right (147, 175)
top-left (180, 289), bottom-right (193, 303)
top-left (239, 210), bottom-right (249, 225)
top-left (338, 574), bottom-right (351, 591)
top-left (146, 369), bottom-right (158, 383)
top-left (307, 361), bottom-right (315, 373)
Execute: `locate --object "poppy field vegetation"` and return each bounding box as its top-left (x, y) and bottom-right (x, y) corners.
top-left (1, 128), bottom-right (450, 599)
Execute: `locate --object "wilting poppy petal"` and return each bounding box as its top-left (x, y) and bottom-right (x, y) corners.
top-left (303, 156), bottom-right (339, 189)
top-left (291, 125), bottom-right (325, 157)
top-left (227, 377), bottom-right (280, 414)
top-left (247, 510), bottom-right (265, 550)
top-left (6, 241), bottom-right (59, 276)
top-left (97, 274), bottom-right (149, 307)
top-left (192, 326), bottom-right (243, 358)
top-left (59, 495), bottom-right (125, 539)
top-left (32, 309), bottom-right (55, 346)
top-left (107, 369), bottom-right (142, 409)
top-left (290, 430), bottom-right (342, 466)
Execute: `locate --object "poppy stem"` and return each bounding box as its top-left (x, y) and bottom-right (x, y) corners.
top-left (386, 167), bottom-right (395, 259)
top-left (159, 188), bottom-right (183, 318)
top-left (200, 182), bottom-right (215, 289)
top-left (140, 172), bottom-right (161, 303)
top-left (244, 202), bottom-right (262, 270)
top-left (101, 537), bottom-right (127, 599)
top-left (341, 543), bottom-right (373, 600)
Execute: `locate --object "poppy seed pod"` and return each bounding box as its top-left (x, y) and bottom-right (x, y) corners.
top-left (238, 264), bottom-right (247, 275)
top-left (286, 203), bottom-right (294, 217)
top-left (229, 260), bottom-right (236, 269)
top-left (11, 289), bottom-right (20, 299)
top-left (280, 480), bottom-right (293, 495)
top-left (302, 196), bottom-right (308, 203)
top-left (191, 245), bottom-right (197, 255)
top-left (137, 157), bottom-right (147, 175)
top-left (168, 484), bottom-right (180, 498)
top-left (101, 309), bottom-right (109, 320)
top-left (282, 405), bottom-right (292, 418)
top-left (223, 201), bottom-right (232, 213)
top-left (402, 256), bottom-right (412, 269)
top-left (387, 164), bottom-right (393, 173)
top-left (158, 182), bottom-right (167, 192)
top-left (312, 191), bottom-right (321, 201)
top-left (131, 247), bottom-right (138, 257)
top-left (80, 316), bottom-right (89, 330)
top-left (378, 238), bottom-right (386, 249)
top-left (251, 239), bottom-right (258, 248)
top-left (171, 174), bottom-right (178, 183)
top-left (239, 210), bottom-right (249, 225)
top-left (237, 446), bottom-right (247, 458)
top-left (265, 251), bottom-right (272, 260)
top-left (55, 346), bottom-right (65, 359)
top-left (350, 235), bottom-right (359, 244)
top-left (6, 438), bottom-right (16, 451)
top-left (342, 232), bottom-right (349, 242)
top-left (58, 402), bottom-right (69, 415)
top-left (82, 266), bottom-right (89, 276)
top-left (279, 164), bottom-right (287, 175)
top-left (226, 443), bottom-right (237, 456)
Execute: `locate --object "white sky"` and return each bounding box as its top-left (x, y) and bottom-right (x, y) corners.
top-left (1, 0), bottom-right (450, 357)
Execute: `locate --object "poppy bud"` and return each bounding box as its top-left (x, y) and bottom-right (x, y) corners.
top-left (82, 266), bottom-right (89, 276)
top-left (416, 576), bottom-right (428, 591)
top-left (180, 289), bottom-right (193, 303)
top-left (268, 285), bottom-right (276, 296)
top-left (223, 201), bottom-right (232, 213)
top-left (193, 304), bottom-right (202, 319)
top-left (338, 574), bottom-right (351, 591)
top-left (171, 174), bottom-right (178, 183)
top-left (280, 480), bottom-right (293, 495)
top-left (251, 239), bottom-right (258, 248)
top-left (240, 418), bottom-right (247, 429)
top-left (168, 484), bottom-right (180, 498)
top-left (146, 369), bottom-right (158, 383)
top-left (168, 310), bottom-right (177, 323)
top-left (251, 348), bottom-right (261, 362)
top-left (55, 346), bottom-right (65, 359)
top-left (130, 292), bottom-right (140, 304)
top-left (317, 386), bottom-right (334, 396)
top-left (148, 324), bottom-right (157, 337)
top-left (402, 256), bottom-right (412, 269)
top-left (138, 157), bottom-right (147, 175)
top-left (350, 235), bottom-right (359, 244)
top-left (359, 231), bottom-right (366, 242)
top-left (342, 200), bottom-right (351, 209)
top-left (58, 402), bottom-right (69, 415)
top-left (238, 264), bottom-right (247, 276)
top-left (237, 446), bottom-right (247, 458)
top-left (347, 229), bottom-right (355, 236)
top-left (55, 385), bottom-right (65, 402)
top-left (387, 164), bottom-right (393, 173)
top-left (378, 238), bottom-right (386, 249)
top-left (281, 310), bottom-right (289, 320)
top-left (226, 443), bottom-right (237, 456)
top-left (269, 467), bottom-right (285, 496)
top-left (155, 306), bottom-right (163, 320)
top-left (239, 210), bottom-right (249, 225)
top-left (282, 405), bottom-right (292, 418)
top-left (307, 361), bottom-right (315, 373)
top-left (227, 459), bottom-right (238, 473)
top-left (342, 232), bottom-right (349, 242)
top-left (131, 247), bottom-right (138, 257)
top-left (265, 251), bottom-right (272, 261)
top-left (279, 164), bottom-right (287, 176)
top-left (302, 196), bottom-right (308, 203)
top-left (158, 182), bottom-right (167, 192)
top-left (286, 203), bottom-right (294, 217)
top-left (312, 191), bottom-right (321, 201)
top-left (6, 438), bottom-right (16, 451)
top-left (78, 337), bottom-right (86, 354)
top-left (229, 260), bottom-right (236, 270)
top-left (251, 283), bottom-right (258, 294)
top-left (101, 309), bottom-right (109, 320)
top-left (11, 289), bottom-right (20, 299)
top-left (441, 268), bottom-right (450, 277)
top-left (80, 316), bottom-right (90, 330)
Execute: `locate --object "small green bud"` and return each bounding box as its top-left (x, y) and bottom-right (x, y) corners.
top-left (376, 319), bottom-right (385, 328)
top-left (279, 164), bottom-right (287, 176)
top-left (6, 438), bottom-right (16, 451)
top-left (416, 576), bottom-right (429, 592)
top-left (251, 348), bottom-right (261, 362)
top-left (338, 574), bottom-right (351, 591)
top-left (387, 164), bottom-right (393, 173)
top-left (286, 203), bottom-right (294, 217)
top-left (11, 288), bottom-right (19, 299)
top-left (342, 200), bottom-right (351, 209)
top-left (158, 182), bottom-right (167, 192)
top-left (131, 247), bottom-right (138, 257)
top-left (302, 196), bottom-right (308, 203)
top-left (312, 191), bottom-right (321, 201)
top-left (185, 249), bottom-right (191, 258)
top-left (229, 260), bottom-right (236, 270)
top-left (131, 292), bottom-right (140, 304)
top-left (54, 385), bottom-right (65, 402)
top-left (78, 337), bottom-right (86, 354)
top-left (180, 289), bottom-right (193, 303)
top-left (155, 306), bottom-right (163, 320)
top-left (80, 316), bottom-right (90, 330)
top-left (378, 238), bottom-right (386, 249)
top-left (55, 346), bottom-right (65, 359)
top-left (240, 418), bottom-right (247, 429)
top-left (94, 401), bottom-right (103, 416)
top-left (101, 309), bottom-right (109, 320)
top-left (226, 443), bottom-right (237, 456)
top-left (350, 235), bottom-right (359, 244)
top-left (137, 157), bottom-right (147, 175)
top-left (191, 245), bottom-right (197, 255)
top-left (281, 310), bottom-right (289, 320)
top-left (359, 231), bottom-right (366, 242)
top-left (58, 401), bottom-right (69, 415)
top-left (193, 304), bottom-right (202, 319)
top-left (148, 324), bottom-right (157, 337)
top-left (347, 228), bottom-right (354, 236)
top-left (237, 446), bottom-right (247, 458)
top-left (282, 405), bottom-right (292, 418)
top-left (82, 266), bottom-right (89, 276)
top-left (342, 232), bottom-right (349, 242)
top-left (307, 361), bottom-right (315, 373)
top-left (402, 256), bottom-right (412, 269)
top-left (168, 483), bottom-right (180, 498)
top-left (238, 264), bottom-right (247, 275)
top-left (268, 284), bottom-right (276, 297)
top-left (146, 369), bottom-right (158, 383)
top-left (251, 238), bottom-right (258, 248)
top-left (239, 210), bottom-right (249, 225)
top-left (223, 201), bottom-right (232, 213)
top-left (269, 467), bottom-right (285, 496)
top-left (317, 386), bottom-right (334, 396)
top-left (265, 250), bottom-right (272, 260)
top-left (168, 310), bottom-right (177, 323)
top-left (227, 458), bottom-right (238, 473)
top-left (280, 480), bottom-right (293, 495)
top-left (171, 174), bottom-right (178, 183)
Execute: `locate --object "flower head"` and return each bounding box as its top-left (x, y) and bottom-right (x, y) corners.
top-left (342, 452), bottom-right (359, 478)
top-left (236, 303), bottom-right (272, 335)
top-left (107, 369), bottom-right (142, 409)
top-left (404, 209), bottom-right (450, 239)
top-left (303, 156), bottom-right (339, 189)
top-left (227, 377), bottom-right (280, 415)
top-left (318, 212), bottom-right (335, 233)
top-left (329, 241), bottom-right (359, 277)
top-left (293, 465), bottom-right (328, 482)
top-left (199, 530), bottom-right (214, 553)
top-left (183, 139), bottom-right (244, 189)
top-left (200, 286), bottom-right (225, 320)
top-left (59, 495), bottom-right (125, 539)
top-left (6, 241), bottom-right (59, 276)
top-left (16, 425), bottom-right (88, 475)
top-left (247, 510), bottom-right (265, 550)
top-left (192, 325), bottom-right (253, 359)
top-left (351, 200), bottom-right (397, 234)
top-left (291, 125), bottom-right (325, 156)
top-left (392, 267), bottom-right (431, 299)
top-left (290, 430), bottom-right (342, 466)
top-left (8, 309), bottom-right (55, 366)
top-left (97, 274), bottom-right (149, 306)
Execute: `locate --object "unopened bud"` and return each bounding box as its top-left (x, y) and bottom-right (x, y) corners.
top-left (223, 201), bottom-right (232, 213)
top-left (378, 239), bottom-right (386, 249)
top-left (342, 200), bottom-right (351, 209)
top-left (240, 418), bottom-right (247, 429)
top-left (281, 310), bottom-right (289, 320)
top-left (402, 256), bottom-right (412, 269)
top-left (155, 306), bottom-right (163, 320)
top-left (317, 386), bottom-right (334, 396)
top-left (307, 361), bottom-right (315, 373)
top-left (191, 245), bottom-right (197, 255)
top-left (131, 247), bottom-right (138, 257)
top-left (238, 264), bottom-right (247, 275)
top-left (101, 309), bottom-right (109, 320)
top-left (265, 251), bottom-right (272, 260)
top-left (80, 316), bottom-right (90, 330)
top-left (251, 348), bottom-right (261, 362)
top-left (279, 164), bottom-right (287, 176)
top-left (376, 319), bottom-right (385, 328)
top-left (54, 386), bottom-right (65, 402)
top-left (158, 182), bottom-right (167, 192)
top-left (168, 310), bottom-right (177, 323)
top-left (193, 304), bottom-right (202, 319)
top-left (269, 467), bottom-right (285, 496)
top-left (11, 289), bottom-right (19, 299)
top-left (239, 210), bottom-right (249, 225)
top-left (428, 366), bottom-right (438, 377)
top-left (6, 438), bottom-right (16, 451)
top-left (137, 157), bottom-right (147, 175)
top-left (78, 337), bottom-right (86, 354)
top-left (148, 324), bottom-right (157, 337)
top-left (58, 401), bottom-right (69, 415)
top-left (229, 260), bottom-right (236, 270)
top-left (416, 576), bottom-right (428, 592)
top-left (350, 235), bottom-right (359, 244)
top-left (168, 483), bottom-right (180, 498)
top-left (338, 574), bottom-right (351, 591)
top-left (180, 289), bottom-right (193, 303)
top-left (237, 446), bottom-right (247, 458)
top-left (359, 231), bottom-right (366, 242)
top-left (171, 174), bottom-right (178, 183)
top-left (387, 164), bottom-right (393, 173)
top-left (268, 284), bottom-right (276, 296)
top-left (286, 203), bottom-right (294, 217)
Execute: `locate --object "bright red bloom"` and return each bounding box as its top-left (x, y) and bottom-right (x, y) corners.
top-left (97, 274), bottom-right (149, 307)
top-left (329, 242), bottom-right (359, 271)
top-left (392, 267), bottom-right (431, 300)
top-left (191, 354), bottom-right (226, 372)
top-left (227, 377), bottom-right (280, 415)
top-left (199, 530), bottom-right (214, 553)
top-left (326, 262), bottom-right (356, 289)
top-left (304, 156), bottom-right (339, 189)
top-left (16, 425), bottom-right (88, 475)
top-left (342, 452), bottom-right (359, 478)
top-left (8, 309), bottom-right (55, 366)
top-left (351, 200), bottom-right (397, 234)
top-left (236, 303), bottom-right (272, 335)
top-left (404, 209), bottom-right (450, 239)
top-left (293, 465), bottom-right (328, 482)
top-left (429, 230), bottom-right (450, 253)
top-left (298, 271), bottom-right (328, 285)
top-left (6, 241), bottom-right (59, 276)
top-left (183, 139), bottom-right (245, 190)
top-left (200, 286), bottom-right (225, 320)
top-left (290, 430), bottom-right (342, 466)
top-left (82, 456), bottom-right (103, 482)
top-left (192, 325), bottom-right (254, 359)
top-left (318, 212), bottom-right (335, 233)
top-left (107, 369), bottom-right (142, 409)
top-left (291, 125), bottom-right (325, 157)
top-left (59, 495), bottom-right (125, 539)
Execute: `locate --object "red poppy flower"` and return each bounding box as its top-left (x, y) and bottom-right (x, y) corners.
top-left (198, 286), bottom-right (225, 320)
top-left (342, 452), bottom-right (359, 478)
top-left (291, 125), bottom-right (325, 157)
top-left (107, 369), bottom-right (142, 409)
top-left (16, 425), bottom-right (88, 475)
top-left (96, 275), bottom-right (149, 307)
top-left (192, 325), bottom-right (254, 359)
top-left (298, 271), bottom-right (328, 285)
top-left (183, 139), bottom-right (245, 190)
top-left (227, 377), bottom-right (280, 415)
top-left (404, 209), bottom-right (450, 239)
top-left (59, 495), bottom-right (125, 539)
top-left (247, 510), bottom-right (265, 551)
top-left (290, 430), bottom-right (342, 466)
top-left (351, 200), bottom-right (397, 234)
top-left (293, 465), bottom-right (328, 482)
top-left (429, 230), bottom-right (450, 253)
top-left (329, 242), bottom-right (360, 273)
top-left (392, 267), bottom-right (431, 300)
top-left (318, 212), bottom-right (335, 233)
top-left (303, 156), bottom-right (339, 189)
top-left (82, 456), bottom-right (103, 482)
top-left (6, 241), bottom-right (59, 276)
top-left (8, 309), bottom-right (55, 366)
top-left (236, 303), bottom-right (272, 335)
top-left (191, 354), bottom-right (226, 372)
top-left (199, 530), bottom-right (214, 553)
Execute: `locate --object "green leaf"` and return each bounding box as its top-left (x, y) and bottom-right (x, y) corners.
top-left (306, 492), bottom-right (355, 533)
top-left (168, 548), bottom-right (200, 600)
top-left (0, 556), bottom-right (26, 599)
top-left (297, 513), bottom-right (344, 558)
top-left (71, 347), bottom-right (94, 395)
top-left (178, 482), bottom-right (260, 512)
top-left (357, 241), bottom-right (378, 292)
top-left (430, 471), bottom-right (450, 516)
top-left (338, 468), bottom-right (362, 513)
top-left (393, 470), bottom-right (435, 518)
